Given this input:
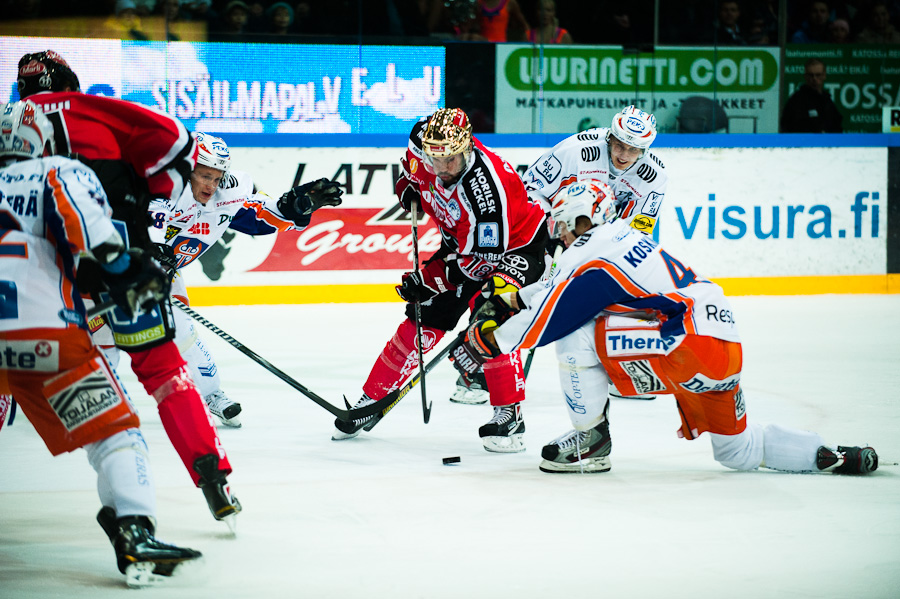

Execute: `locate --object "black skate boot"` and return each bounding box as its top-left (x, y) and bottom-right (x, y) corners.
top-left (540, 419), bottom-right (612, 473)
top-left (332, 394), bottom-right (385, 440)
top-left (479, 403), bottom-right (525, 453)
top-left (193, 454), bottom-right (242, 531)
top-left (817, 445), bottom-right (879, 474)
top-left (98, 508), bottom-right (203, 588)
top-left (449, 371), bottom-right (489, 405)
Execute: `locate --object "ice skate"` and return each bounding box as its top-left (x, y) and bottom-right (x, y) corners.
top-left (193, 454), bottom-right (242, 532)
top-left (608, 382), bottom-right (656, 401)
top-left (449, 372), bottom-right (489, 405)
top-left (478, 403), bottom-right (525, 453)
top-left (97, 508), bottom-right (203, 588)
top-left (332, 394), bottom-right (384, 440)
top-left (816, 445), bottom-right (878, 474)
top-left (204, 389), bottom-right (242, 428)
top-left (539, 420), bottom-right (612, 473)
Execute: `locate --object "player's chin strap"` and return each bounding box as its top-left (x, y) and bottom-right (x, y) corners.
top-left (171, 299), bottom-right (392, 421)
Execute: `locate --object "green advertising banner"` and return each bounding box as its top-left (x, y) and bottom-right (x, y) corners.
top-left (783, 45), bottom-right (900, 133)
top-left (495, 45), bottom-right (781, 134)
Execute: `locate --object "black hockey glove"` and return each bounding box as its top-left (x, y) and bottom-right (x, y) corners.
top-left (395, 258), bottom-right (456, 303)
top-left (471, 274), bottom-right (522, 324)
top-left (278, 178), bottom-right (343, 225)
top-left (450, 319), bottom-right (502, 377)
top-left (395, 157), bottom-right (420, 213)
top-left (99, 248), bottom-right (171, 319)
top-left (150, 243), bottom-right (178, 279)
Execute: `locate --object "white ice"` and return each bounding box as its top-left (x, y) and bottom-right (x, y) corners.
top-left (2, 295), bottom-right (899, 598)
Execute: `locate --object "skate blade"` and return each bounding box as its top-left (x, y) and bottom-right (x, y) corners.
top-left (331, 427), bottom-right (362, 441)
top-left (221, 513), bottom-right (238, 535)
top-left (449, 391), bottom-right (488, 405)
top-left (539, 456), bottom-right (611, 474)
top-left (219, 416), bottom-right (242, 428)
top-left (125, 556), bottom-right (205, 588)
top-left (481, 434), bottom-right (526, 453)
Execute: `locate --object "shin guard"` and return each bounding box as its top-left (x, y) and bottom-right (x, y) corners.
top-left (363, 318), bottom-right (444, 399)
top-left (483, 350), bottom-right (526, 407)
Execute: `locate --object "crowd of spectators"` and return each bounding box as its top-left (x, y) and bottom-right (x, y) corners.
top-left (2, 0), bottom-right (899, 45)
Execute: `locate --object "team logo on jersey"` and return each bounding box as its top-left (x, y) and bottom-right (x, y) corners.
top-left (447, 199), bottom-right (462, 221)
top-left (679, 373), bottom-right (741, 394)
top-left (642, 191), bottom-right (663, 217)
top-left (630, 215), bottom-right (656, 232)
top-left (478, 222), bottom-right (500, 247)
top-left (619, 360), bottom-right (666, 394)
top-left (164, 225), bottom-right (180, 241)
top-left (173, 237), bottom-right (207, 268)
top-left (535, 154), bottom-right (562, 184)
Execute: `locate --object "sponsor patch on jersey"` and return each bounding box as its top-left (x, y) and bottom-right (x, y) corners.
top-left (47, 368), bottom-right (121, 431)
top-left (87, 314), bottom-right (107, 333)
top-left (447, 199), bottom-right (462, 221)
top-left (164, 224), bottom-right (180, 241)
top-left (642, 191), bottom-right (663, 217)
top-left (535, 154), bottom-right (562, 184)
top-left (679, 373), bottom-right (741, 394)
top-left (0, 339), bottom-right (59, 371)
top-left (620, 360), bottom-right (666, 394)
top-left (477, 222), bottom-right (500, 247)
top-left (410, 158), bottom-right (419, 174)
top-left (606, 330), bottom-right (679, 356)
top-left (734, 388), bottom-right (746, 419)
top-left (630, 215), bottom-right (656, 233)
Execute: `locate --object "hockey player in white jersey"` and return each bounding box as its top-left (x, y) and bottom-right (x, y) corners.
top-left (148, 133), bottom-right (343, 426)
top-left (453, 180), bottom-right (878, 476)
top-left (0, 100), bottom-right (202, 586)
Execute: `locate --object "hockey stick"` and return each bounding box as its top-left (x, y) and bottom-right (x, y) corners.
top-left (86, 299), bottom-right (119, 319)
top-left (172, 299), bottom-right (393, 421)
top-left (410, 200), bottom-right (432, 424)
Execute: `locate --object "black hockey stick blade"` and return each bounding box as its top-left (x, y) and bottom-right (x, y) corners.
top-left (86, 299), bottom-right (119, 319)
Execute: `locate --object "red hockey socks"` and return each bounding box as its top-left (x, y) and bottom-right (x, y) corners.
top-left (363, 318), bottom-right (445, 400)
top-left (483, 350), bottom-right (526, 406)
top-left (130, 343), bottom-right (231, 487)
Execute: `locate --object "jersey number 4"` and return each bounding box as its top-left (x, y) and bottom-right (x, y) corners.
top-left (660, 250), bottom-right (696, 289)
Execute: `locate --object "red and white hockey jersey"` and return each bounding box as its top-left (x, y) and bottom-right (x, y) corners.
top-left (522, 129), bottom-right (668, 235)
top-left (405, 118), bottom-right (546, 281)
top-left (148, 169), bottom-right (301, 270)
top-left (493, 219), bottom-right (740, 354)
top-left (0, 156), bottom-right (118, 331)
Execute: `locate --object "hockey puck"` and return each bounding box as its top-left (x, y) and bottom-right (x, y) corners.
top-left (442, 456), bottom-right (461, 465)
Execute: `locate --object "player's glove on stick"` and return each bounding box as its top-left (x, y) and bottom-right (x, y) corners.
top-left (278, 178), bottom-right (344, 225)
top-left (472, 274), bottom-right (522, 324)
top-left (396, 258), bottom-right (456, 303)
top-left (395, 157), bottom-right (420, 213)
top-left (100, 248), bottom-right (171, 319)
top-left (451, 319), bottom-right (501, 377)
top-left (150, 242), bottom-right (178, 279)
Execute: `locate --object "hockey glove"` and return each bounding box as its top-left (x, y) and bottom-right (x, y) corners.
top-left (150, 243), bottom-right (179, 279)
top-left (396, 258), bottom-right (458, 303)
top-left (395, 158), bottom-right (420, 213)
top-left (450, 319), bottom-right (501, 377)
top-left (99, 248), bottom-right (171, 319)
top-left (278, 178), bottom-right (344, 224)
top-left (472, 274), bottom-right (522, 324)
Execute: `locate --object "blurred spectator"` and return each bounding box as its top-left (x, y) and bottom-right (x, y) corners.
top-left (791, 0), bottom-right (832, 43)
top-left (182, 0), bottom-right (212, 20)
top-left (781, 58), bottom-right (843, 133)
top-left (714, 0), bottom-right (747, 44)
top-left (745, 0), bottom-right (778, 44)
top-left (593, 1), bottom-right (654, 46)
top-left (856, 0), bottom-right (900, 42)
top-left (527, 0), bottom-right (573, 44)
top-left (106, 0), bottom-right (151, 39)
top-left (828, 17), bottom-right (851, 41)
top-left (265, 1), bottom-right (294, 34)
top-left (213, 0), bottom-right (251, 34)
top-left (477, 0), bottom-right (529, 42)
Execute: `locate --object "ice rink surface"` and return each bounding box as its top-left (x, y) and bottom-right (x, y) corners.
top-left (2, 295), bottom-right (899, 598)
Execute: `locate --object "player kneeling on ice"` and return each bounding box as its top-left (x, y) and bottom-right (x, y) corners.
top-left (0, 100), bottom-right (202, 587)
top-left (453, 180), bottom-right (878, 475)
top-left (148, 132), bottom-right (343, 428)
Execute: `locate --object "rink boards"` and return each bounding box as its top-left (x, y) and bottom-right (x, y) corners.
top-left (181, 135), bottom-right (900, 305)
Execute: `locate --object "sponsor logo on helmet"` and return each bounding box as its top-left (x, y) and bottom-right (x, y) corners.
top-left (19, 60), bottom-right (46, 77)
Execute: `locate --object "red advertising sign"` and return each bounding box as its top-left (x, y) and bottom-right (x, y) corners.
top-left (251, 206), bottom-right (443, 271)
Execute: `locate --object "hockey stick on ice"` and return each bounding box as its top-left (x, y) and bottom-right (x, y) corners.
top-left (173, 299), bottom-right (393, 421)
top-left (410, 200), bottom-right (432, 424)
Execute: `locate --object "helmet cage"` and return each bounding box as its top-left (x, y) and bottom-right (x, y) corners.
top-left (0, 100), bottom-right (55, 161)
top-left (549, 180), bottom-right (618, 238)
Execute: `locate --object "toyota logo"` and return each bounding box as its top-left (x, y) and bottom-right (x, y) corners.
top-left (503, 255), bottom-right (528, 270)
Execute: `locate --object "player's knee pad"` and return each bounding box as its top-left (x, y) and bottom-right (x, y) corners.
top-left (761, 423), bottom-right (823, 472)
top-left (710, 422), bottom-right (764, 471)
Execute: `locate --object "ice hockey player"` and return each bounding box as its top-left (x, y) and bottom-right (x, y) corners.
top-left (0, 100), bottom-right (202, 587)
top-left (17, 50), bottom-right (241, 528)
top-left (454, 180), bottom-right (878, 476)
top-left (333, 107), bottom-right (547, 452)
top-left (522, 105), bottom-right (667, 403)
top-left (148, 132), bottom-right (343, 427)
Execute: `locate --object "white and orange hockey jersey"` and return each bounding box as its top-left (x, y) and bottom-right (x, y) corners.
top-left (0, 156), bottom-right (118, 332)
top-left (522, 129), bottom-right (668, 235)
top-left (493, 219), bottom-right (740, 355)
top-left (148, 169), bottom-right (301, 270)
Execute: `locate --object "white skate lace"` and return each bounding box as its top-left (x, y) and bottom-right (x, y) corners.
top-left (205, 390), bottom-right (234, 411)
top-left (550, 429), bottom-right (590, 450)
top-left (486, 405), bottom-right (514, 425)
top-left (351, 396), bottom-right (376, 425)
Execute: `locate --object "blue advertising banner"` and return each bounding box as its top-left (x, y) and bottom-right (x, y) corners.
top-left (1, 37), bottom-right (444, 134)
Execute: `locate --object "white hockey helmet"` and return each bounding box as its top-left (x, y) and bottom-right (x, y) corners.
top-left (0, 100), bottom-right (55, 161)
top-left (608, 105), bottom-right (657, 151)
top-left (194, 132), bottom-right (230, 178)
top-left (549, 180), bottom-right (618, 237)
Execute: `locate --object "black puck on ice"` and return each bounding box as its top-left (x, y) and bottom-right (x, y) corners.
top-left (442, 456), bottom-right (461, 465)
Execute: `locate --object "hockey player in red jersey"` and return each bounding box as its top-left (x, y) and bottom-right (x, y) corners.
top-left (333, 108), bottom-right (548, 452)
top-left (455, 180), bottom-right (879, 476)
top-left (0, 100), bottom-right (202, 587)
top-left (17, 50), bottom-right (240, 528)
